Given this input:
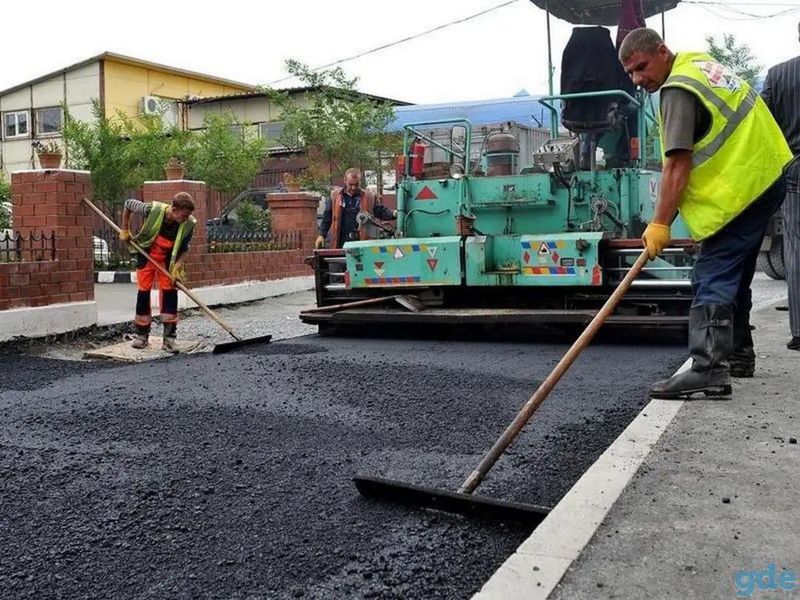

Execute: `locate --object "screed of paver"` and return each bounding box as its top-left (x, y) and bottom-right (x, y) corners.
top-left (0, 336), bottom-right (683, 599)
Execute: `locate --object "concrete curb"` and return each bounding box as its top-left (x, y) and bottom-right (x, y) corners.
top-left (0, 301), bottom-right (98, 342)
top-left (473, 360), bottom-right (693, 600)
top-left (475, 294), bottom-right (787, 599)
top-left (95, 271), bottom-right (137, 284)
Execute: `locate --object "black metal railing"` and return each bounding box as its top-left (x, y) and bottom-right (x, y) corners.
top-left (207, 229), bottom-right (301, 253)
top-left (93, 227), bottom-right (136, 271)
top-left (0, 230), bottom-right (56, 263)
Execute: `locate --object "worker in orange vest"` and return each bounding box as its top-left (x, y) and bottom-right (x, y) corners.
top-left (315, 167), bottom-right (397, 249)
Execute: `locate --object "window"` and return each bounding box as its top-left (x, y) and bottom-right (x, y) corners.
top-left (35, 107), bottom-right (62, 136)
top-left (228, 124), bottom-right (243, 138)
top-left (259, 121), bottom-right (285, 143)
top-left (4, 111), bottom-right (30, 139)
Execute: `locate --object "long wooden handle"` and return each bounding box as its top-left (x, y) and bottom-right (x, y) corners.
top-left (458, 250), bottom-right (650, 494)
top-left (83, 197), bottom-right (241, 342)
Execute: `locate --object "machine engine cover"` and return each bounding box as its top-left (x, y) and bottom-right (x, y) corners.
top-left (344, 236), bottom-right (462, 288)
top-left (465, 232), bottom-right (604, 286)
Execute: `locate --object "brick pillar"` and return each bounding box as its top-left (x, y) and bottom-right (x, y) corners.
top-left (142, 180), bottom-right (208, 282)
top-left (11, 169), bottom-right (95, 303)
top-left (267, 192), bottom-right (319, 250)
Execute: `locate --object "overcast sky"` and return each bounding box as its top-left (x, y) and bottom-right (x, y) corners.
top-left (2, 1), bottom-right (800, 104)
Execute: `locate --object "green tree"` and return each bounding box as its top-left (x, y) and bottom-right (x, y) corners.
top-left (186, 113), bottom-right (268, 195)
top-left (62, 100), bottom-right (134, 204)
top-left (262, 60), bottom-right (401, 191)
top-left (706, 33), bottom-right (761, 87)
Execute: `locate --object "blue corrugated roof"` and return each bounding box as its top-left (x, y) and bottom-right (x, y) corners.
top-left (389, 95), bottom-right (556, 132)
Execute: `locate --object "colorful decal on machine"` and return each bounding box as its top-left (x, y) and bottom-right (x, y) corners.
top-left (521, 240), bottom-right (567, 266)
top-left (522, 266), bottom-right (577, 276)
top-left (415, 186), bottom-right (438, 200)
top-left (364, 276), bottom-right (422, 285)
top-left (374, 261), bottom-right (385, 277)
top-left (393, 247), bottom-right (404, 260)
top-left (372, 244), bottom-right (435, 255)
top-left (426, 259), bottom-right (438, 271)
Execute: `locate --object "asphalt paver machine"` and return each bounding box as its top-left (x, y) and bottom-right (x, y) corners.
top-left (302, 0), bottom-right (690, 334)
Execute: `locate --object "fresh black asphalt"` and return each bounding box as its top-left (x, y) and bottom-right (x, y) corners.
top-left (0, 336), bottom-right (684, 599)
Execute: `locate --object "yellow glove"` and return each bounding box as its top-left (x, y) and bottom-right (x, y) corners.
top-left (119, 229), bottom-right (132, 241)
top-left (314, 235), bottom-right (325, 250)
top-left (170, 263), bottom-right (186, 283)
top-left (642, 223), bottom-right (671, 260)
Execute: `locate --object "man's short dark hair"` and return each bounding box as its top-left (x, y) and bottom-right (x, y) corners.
top-left (619, 28), bottom-right (664, 62)
top-left (172, 192), bottom-right (195, 212)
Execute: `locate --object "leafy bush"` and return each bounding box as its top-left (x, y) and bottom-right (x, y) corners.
top-left (235, 200), bottom-right (271, 233)
top-left (0, 174), bottom-right (11, 229)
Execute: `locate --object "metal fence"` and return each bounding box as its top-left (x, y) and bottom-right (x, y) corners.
top-left (0, 230), bottom-right (56, 263)
top-left (207, 229), bottom-right (301, 253)
top-left (93, 227), bottom-right (136, 271)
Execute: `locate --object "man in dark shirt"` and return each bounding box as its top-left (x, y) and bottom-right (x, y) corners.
top-left (762, 25), bottom-right (800, 351)
top-left (316, 168), bottom-right (397, 249)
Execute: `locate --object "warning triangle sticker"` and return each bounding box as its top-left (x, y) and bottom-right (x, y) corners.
top-left (426, 258), bottom-right (438, 271)
top-left (538, 242), bottom-right (550, 256)
top-left (374, 261), bottom-right (384, 269)
top-left (415, 186), bottom-right (437, 200)
top-left (427, 246), bottom-right (437, 258)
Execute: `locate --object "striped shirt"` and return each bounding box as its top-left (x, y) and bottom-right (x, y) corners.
top-left (124, 198), bottom-right (193, 264)
top-left (762, 56), bottom-right (800, 155)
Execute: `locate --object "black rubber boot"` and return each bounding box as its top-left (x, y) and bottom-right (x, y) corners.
top-left (162, 322), bottom-right (178, 354)
top-left (730, 306), bottom-right (755, 378)
top-left (650, 304), bottom-right (733, 400)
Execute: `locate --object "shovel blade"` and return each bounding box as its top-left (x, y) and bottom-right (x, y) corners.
top-left (353, 475), bottom-right (550, 525)
top-left (212, 334), bottom-right (273, 354)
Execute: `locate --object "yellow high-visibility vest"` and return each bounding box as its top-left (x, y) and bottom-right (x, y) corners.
top-left (133, 202), bottom-right (196, 267)
top-left (659, 52), bottom-right (791, 240)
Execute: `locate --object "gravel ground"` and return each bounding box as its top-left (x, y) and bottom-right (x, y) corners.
top-left (0, 333), bottom-right (684, 600)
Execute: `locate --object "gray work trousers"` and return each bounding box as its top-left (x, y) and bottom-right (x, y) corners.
top-left (784, 159), bottom-right (800, 337)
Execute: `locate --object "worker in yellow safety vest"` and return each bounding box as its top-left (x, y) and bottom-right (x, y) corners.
top-left (619, 28), bottom-right (792, 399)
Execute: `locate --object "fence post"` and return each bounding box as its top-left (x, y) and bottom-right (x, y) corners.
top-left (267, 192), bottom-right (319, 251)
top-left (11, 169), bottom-right (95, 303)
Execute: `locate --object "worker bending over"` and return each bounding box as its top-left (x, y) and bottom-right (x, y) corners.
top-left (119, 193), bottom-right (196, 353)
top-left (619, 28), bottom-right (791, 399)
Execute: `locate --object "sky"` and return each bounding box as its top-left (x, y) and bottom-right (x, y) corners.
top-left (2, 1), bottom-right (800, 105)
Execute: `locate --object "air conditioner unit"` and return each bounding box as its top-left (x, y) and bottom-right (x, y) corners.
top-left (140, 96), bottom-right (162, 115)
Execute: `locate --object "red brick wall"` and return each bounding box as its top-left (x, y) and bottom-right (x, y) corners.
top-left (0, 170), bottom-right (95, 311)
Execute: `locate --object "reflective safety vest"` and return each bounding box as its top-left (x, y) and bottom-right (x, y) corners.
top-left (329, 188), bottom-right (372, 249)
top-left (659, 52), bottom-right (792, 240)
top-left (133, 202), bottom-right (196, 266)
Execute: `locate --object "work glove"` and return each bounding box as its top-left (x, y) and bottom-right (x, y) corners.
top-left (641, 223), bottom-right (671, 260)
top-left (314, 235), bottom-right (325, 250)
top-left (170, 264), bottom-right (186, 283)
top-left (119, 229), bottom-right (132, 241)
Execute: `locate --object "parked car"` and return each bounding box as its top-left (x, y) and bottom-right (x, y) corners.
top-left (206, 188), bottom-right (273, 233)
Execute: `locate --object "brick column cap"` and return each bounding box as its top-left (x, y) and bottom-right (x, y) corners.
top-left (267, 192), bottom-right (320, 209)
